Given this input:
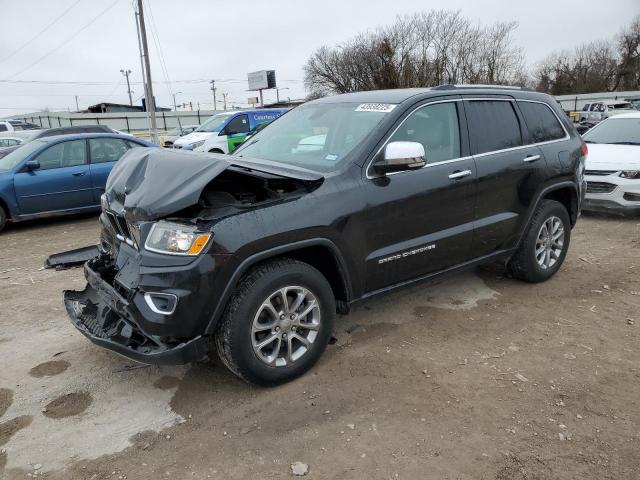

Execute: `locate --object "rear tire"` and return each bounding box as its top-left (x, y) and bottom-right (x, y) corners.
top-left (0, 206), bottom-right (7, 233)
top-left (508, 200), bottom-right (571, 283)
top-left (215, 258), bottom-right (335, 386)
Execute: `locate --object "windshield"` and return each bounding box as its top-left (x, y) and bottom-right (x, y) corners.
top-left (0, 140), bottom-right (45, 171)
top-left (234, 103), bottom-right (392, 172)
top-left (583, 118), bottom-right (640, 145)
top-left (167, 127), bottom-right (182, 136)
top-left (196, 113), bottom-right (233, 133)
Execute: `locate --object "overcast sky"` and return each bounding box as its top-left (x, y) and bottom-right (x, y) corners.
top-left (0, 0), bottom-right (638, 117)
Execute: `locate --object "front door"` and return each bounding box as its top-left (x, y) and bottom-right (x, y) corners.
top-left (14, 139), bottom-right (93, 215)
top-left (362, 99), bottom-right (477, 292)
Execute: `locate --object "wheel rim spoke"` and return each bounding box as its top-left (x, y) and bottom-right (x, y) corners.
top-left (535, 215), bottom-right (565, 270)
top-left (251, 285), bottom-right (321, 367)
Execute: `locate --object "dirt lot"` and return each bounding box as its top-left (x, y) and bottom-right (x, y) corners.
top-left (0, 213), bottom-right (639, 479)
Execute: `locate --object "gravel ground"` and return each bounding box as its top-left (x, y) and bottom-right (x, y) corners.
top-left (0, 212), bottom-right (639, 479)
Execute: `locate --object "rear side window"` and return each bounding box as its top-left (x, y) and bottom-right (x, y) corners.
top-left (89, 138), bottom-right (129, 164)
top-left (518, 101), bottom-right (566, 144)
top-left (0, 124), bottom-right (7, 132)
top-left (465, 100), bottom-right (522, 154)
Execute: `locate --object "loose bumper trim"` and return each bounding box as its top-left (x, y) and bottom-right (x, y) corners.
top-left (64, 265), bottom-right (210, 365)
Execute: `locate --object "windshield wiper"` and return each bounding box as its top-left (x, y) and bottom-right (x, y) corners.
top-left (584, 140), bottom-right (598, 144)
top-left (609, 141), bottom-right (640, 146)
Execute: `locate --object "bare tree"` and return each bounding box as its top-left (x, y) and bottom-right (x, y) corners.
top-left (304, 10), bottom-right (524, 97)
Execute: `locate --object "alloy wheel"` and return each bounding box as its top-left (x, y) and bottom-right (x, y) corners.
top-left (251, 286), bottom-right (321, 367)
top-left (535, 216), bottom-right (565, 270)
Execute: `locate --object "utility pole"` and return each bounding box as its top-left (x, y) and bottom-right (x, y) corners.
top-left (189, 101), bottom-right (193, 111)
top-left (222, 92), bottom-right (228, 110)
top-left (75, 95), bottom-right (79, 111)
top-left (210, 80), bottom-right (217, 111)
top-left (120, 69), bottom-right (133, 105)
top-left (136, 0), bottom-right (158, 144)
top-left (276, 87), bottom-right (289, 103)
top-left (172, 91), bottom-right (182, 111)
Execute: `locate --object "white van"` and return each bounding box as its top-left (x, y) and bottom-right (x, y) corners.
top-left (172, 112), bottom-right (234, 151)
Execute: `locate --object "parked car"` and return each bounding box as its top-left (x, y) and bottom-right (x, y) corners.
top-left (0, 133), bottom-right (155, 232)
top-left (0, 137), bottom-right (25, 148)
top-left (579, 100), bottom-right (636, 122)
top-left (582, 112), bottom-right (640, 215)
top-left (64, 86), bottom-right (585, 385)
top-left (159, 125), bottom-right (199, 147)
top-left (173, 109), bottom-right (287, 153)
top-left (0, 120), bottom-right (40, 132)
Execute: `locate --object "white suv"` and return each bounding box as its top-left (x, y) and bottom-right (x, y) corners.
top-left (582, 113), bottom-right (640, 215)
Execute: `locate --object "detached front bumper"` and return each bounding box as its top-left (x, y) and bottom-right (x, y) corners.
top-left (64, 256), bottom-right (210, 365)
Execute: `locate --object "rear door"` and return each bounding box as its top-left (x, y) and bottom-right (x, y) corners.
top-left (88, 137), bottom-right (135, 202)
top-left (362, 98), bottom-right (477, 292)
top-left (464, 98), bottom-right (547, 258)
top-left (14, 139), bottom-right (93, 214)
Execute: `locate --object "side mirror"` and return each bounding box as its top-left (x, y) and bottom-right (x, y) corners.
top-left (24, 160), bottom-right (40, 171)
top-left (373, 141), bottom-right (426, 175)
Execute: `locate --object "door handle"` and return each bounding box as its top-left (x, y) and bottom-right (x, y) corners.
top-left (523, 154), bottom-right (541, 163)
top-left (71, 171), bottom-right (86, 176)
top-left (448, 169), bottom-right (472, 180)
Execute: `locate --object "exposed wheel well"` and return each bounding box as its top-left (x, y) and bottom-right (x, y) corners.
top-left (209, 148), bottom-right (225, 154)
top-left (543, 187), bottom-right (578, 226)
top-left (241, 245), bottom-right (351, 314)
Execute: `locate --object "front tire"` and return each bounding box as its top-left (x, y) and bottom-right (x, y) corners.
top-left (215, 258), bottom-right (335, 386)
top-left (508, 200), bottom-right (571, 283)
top-left (0, 206), bottom-right (7, 233)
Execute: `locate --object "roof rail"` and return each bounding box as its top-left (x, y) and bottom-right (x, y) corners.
top-left (432, 84), bottom-right (533, 91)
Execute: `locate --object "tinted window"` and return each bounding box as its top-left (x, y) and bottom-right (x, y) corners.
top-left (389, 102), bottom-right (461, 163)
top-left (35, 140), bottom-right (86, 170)
top-left (582, 104), bottom-right (590, 111)
top-left (518, 101), bottom-right (566, 144)
top-left (89, 138), bottom-right (129, 164)
top-left (225, 114), bottom-right (250, 135)
top-left (465, 100), bottom-right (522, 154)
top-left (0, 124), bottom-right (7, 132)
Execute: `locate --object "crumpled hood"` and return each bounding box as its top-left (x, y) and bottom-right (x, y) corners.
top-left (105, 148), bottom-right (323, 221)
top-left (105, 148), bottom-right (230, 221)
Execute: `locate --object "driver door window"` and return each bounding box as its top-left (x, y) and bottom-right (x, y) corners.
top-left (388, 102), bottom-right (461, 164)
top-left (225, 115), bottom-right (249, 135)
top-left (35, 140), bottom-right (86, 170)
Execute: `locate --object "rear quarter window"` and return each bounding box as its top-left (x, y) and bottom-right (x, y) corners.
top-left (465, 100), bottom-right (522, 154)
top-left (518, 101), bottom-right (566, 144)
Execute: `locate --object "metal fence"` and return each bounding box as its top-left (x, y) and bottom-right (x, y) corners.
top-left (13, 110), bottom-right (223, 134)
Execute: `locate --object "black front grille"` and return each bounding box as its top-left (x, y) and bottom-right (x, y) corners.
top-left (586, 181), bottom-right (617, 194)
top-left (105, 211), bottom-right (137, 248)
top-left (585, 170), bottom-right (616, 176)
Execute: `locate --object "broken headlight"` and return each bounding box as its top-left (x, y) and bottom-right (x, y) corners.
top-left (145, 221), bottom-right (211, 256)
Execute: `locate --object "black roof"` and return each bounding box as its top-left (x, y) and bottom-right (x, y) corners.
top-left (310, 85), bottom-right (550, 105)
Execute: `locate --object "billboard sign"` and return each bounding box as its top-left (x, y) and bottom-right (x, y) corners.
top-left (248, 70), bottom-right (276, 90)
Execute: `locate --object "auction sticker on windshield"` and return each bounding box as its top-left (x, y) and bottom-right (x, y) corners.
top-left (355, 103), bottom-right (397, 113)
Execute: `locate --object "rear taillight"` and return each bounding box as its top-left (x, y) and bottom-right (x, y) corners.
top-left (580, 143), bottom-right (588, 158)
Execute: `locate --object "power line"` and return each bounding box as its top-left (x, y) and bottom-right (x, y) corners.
top-left (0, 78), bottom-right (303, 85)
top-left (8, 0), bottom-right (121, 79)
top-left (0, 0), bottom-right (84, 65)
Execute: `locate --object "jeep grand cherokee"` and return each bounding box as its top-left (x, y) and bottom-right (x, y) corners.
top-left (64, 85), bottom-right (587, 385)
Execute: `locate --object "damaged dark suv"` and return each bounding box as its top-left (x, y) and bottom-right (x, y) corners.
top-left (64, 85), bottom-right (586, 385)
